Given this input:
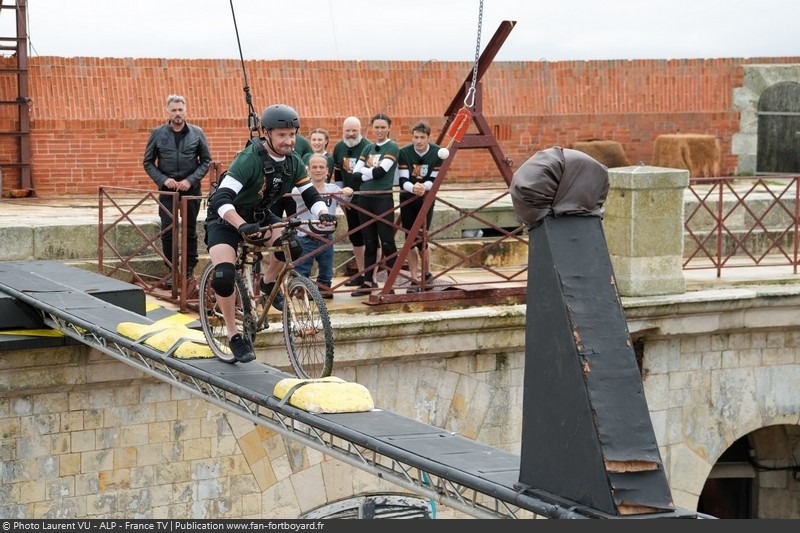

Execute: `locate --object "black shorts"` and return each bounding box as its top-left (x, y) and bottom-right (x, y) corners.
top-left (204, 211), bottom-right (283, 250)
top-left (204, 217), bottom-right (241, 250)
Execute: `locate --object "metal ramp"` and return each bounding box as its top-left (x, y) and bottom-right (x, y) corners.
top-left (0, 261), bottom-right (703, 519)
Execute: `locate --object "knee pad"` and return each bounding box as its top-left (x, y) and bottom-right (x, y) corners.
top-left (211, 262), bottom-right (236, 297)
top-left (273, 236), bottom-right (303, 263)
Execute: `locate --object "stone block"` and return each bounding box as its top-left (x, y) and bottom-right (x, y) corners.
top-left (112, 221), bottom-right (162, 259)
top-left (606, 166), bottom-right (689, 296)
top-left (35, 224), bottom-right (97, 260)
top-left (0, 226), bottom-right (34, 259)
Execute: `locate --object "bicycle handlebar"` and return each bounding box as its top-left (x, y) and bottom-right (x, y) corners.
top-left (240, 217), bottom-right (337, 245)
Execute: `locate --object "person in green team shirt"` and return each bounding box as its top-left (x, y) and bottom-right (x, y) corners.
top-left (350, 113), bottom-right (400, 296)
top-left (397, 121), bottom-right (443, 293)
top-left (204, 104), bottom-right (337, 363)
top-left (332, 116), bottom-right (370, 287)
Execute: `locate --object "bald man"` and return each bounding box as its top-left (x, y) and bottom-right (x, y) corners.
top-left (332, 116), bottom-right (370, 286)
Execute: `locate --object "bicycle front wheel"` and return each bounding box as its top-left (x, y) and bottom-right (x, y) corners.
top-left (198, 262), bottom-right (257, 364)
top-left (282, 273), bottom-right (334, 378)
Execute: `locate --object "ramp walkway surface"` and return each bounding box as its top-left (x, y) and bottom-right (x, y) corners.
top-left (0, 260), bottom-right (703, 519)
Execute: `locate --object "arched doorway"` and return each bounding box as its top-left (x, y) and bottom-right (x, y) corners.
top-left (697, 436), bottom-right (754, 518)
top-left (756, 81), bottom-right (800, 173)
top-left (733, 64), bottom-right (800, 175)
top-left (698, 425), bottom-right (800, 519)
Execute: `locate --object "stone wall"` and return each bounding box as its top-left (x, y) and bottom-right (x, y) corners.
top-left (2, 290), bottom-right (799, 519)
top-left (626, 289), bottom-right (800, 517)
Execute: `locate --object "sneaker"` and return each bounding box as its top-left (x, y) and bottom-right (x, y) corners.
top-left (351, 281), bottom-right (377, 297)
top-left (406, 287), bottom-right (419, 294)
top-left (344, 276), bottom-right (364, 287)
top-left (319, 283), bottom-right (333, 300)
top-left (229, 334), bottom-right (255, 363)
top-left (259, 280), bottom-right (284, 311)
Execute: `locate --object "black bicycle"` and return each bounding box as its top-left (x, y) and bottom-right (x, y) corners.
top-left (198, 218), bottom-right (336, 378)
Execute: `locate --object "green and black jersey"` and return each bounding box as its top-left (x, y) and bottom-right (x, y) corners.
top-left (358, 139), bottom-right (399, 196)
top-left (332, 137), bottom-right (370, 190)
top-left (294, 134), bottom-right (313, 159)
top-left (225, 143), bottom-right (310, 214)
top-left (397, 143), bottom-right (443, 199)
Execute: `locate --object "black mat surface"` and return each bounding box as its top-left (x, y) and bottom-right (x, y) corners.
top-left (0, 261), bottom-right (146, 350)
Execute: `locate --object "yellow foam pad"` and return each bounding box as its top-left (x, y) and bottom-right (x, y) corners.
top-left (117, 321), bottom-right (214, 359)
top-left (158, 312), bottom-right (198, 327)
top-left (0, 329), bottom-right (65, 337)
top-left (273, 376), bottom-right (375, 414)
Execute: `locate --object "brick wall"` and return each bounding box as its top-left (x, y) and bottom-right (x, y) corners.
top-left (2, 55), bottom-right (799, 197)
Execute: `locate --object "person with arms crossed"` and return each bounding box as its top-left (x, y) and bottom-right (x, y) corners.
top-left (397, 121), bottom-right (443, 293)
top-left (332, 116), bottom-right (370, 287)
top-left (143, 94), bottom-right (211, 288)
top-left (293, 153), bottom-right (353, 299)
top-left (350, 113), bottom-right (400, 296)
top-left (204, 104), bottom-right (336, 363)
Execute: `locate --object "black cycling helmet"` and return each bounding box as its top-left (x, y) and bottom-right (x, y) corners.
top-left (261, 104), bottom-right (300, 131)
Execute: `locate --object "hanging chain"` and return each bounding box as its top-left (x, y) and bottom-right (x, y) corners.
top-left (464, 0), bottom-right (484, 108)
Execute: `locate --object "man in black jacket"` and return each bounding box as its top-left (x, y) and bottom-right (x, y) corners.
top-left (143, 94), bottom-right (212, 286)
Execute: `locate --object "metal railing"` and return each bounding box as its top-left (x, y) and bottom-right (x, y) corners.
top-left (98, 174), bottom-right (800, 312)
top-left (684, 175), bottom-right (800, 276)
top-left (291, 185), bottom-right (529, 307)
top-left (97, 179), bottom-right (529, 312)
top-left (99, 186), bottom-right (204, 312)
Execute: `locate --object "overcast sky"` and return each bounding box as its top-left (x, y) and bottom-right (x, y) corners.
top-left (5, 0), bottom-right (799, 62)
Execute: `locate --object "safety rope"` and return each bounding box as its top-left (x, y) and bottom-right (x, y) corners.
top-left (464, 0), bottom-right (484, 108)
top-left (229, 0), bottom-right (260, 137)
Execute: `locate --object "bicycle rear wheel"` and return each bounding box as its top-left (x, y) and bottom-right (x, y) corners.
top-left (282, 272), bottom-right (334, 378)
top-left (198, 262), bottom-right (257, 363)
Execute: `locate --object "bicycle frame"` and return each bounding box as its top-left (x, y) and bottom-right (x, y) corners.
top-left (199, 217), bottom-right (336, 378)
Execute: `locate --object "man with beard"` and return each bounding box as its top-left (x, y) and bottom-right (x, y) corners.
top-left (143, 94), bottom-right (212, 288)
top-left (332, 116), bottom-right (370, 286)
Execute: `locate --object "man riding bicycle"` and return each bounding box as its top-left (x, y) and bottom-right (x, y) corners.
top-left (204, 104), bottom-right (336, 363)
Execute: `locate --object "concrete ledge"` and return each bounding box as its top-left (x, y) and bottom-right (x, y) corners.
top-left (258, 304), bottom-right (527, 371)
top-left (0, 226), bottom-right (33, 260)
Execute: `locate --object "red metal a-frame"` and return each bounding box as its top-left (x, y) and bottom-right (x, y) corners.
top-left (379, 21), bottom-right (520, 301)
top-left (435, 20), bottom-right (517, 185)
